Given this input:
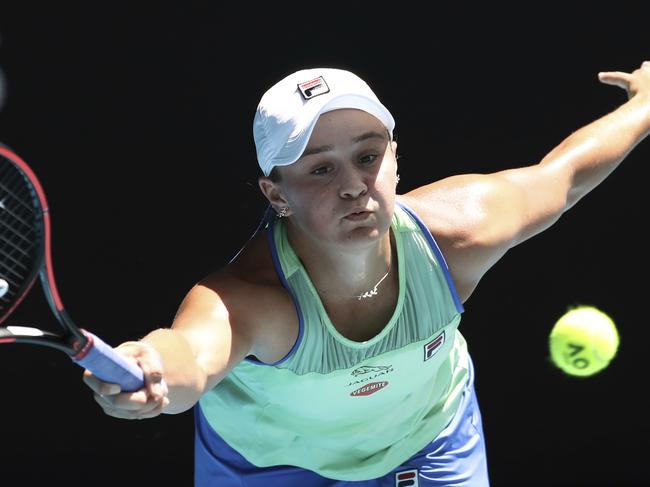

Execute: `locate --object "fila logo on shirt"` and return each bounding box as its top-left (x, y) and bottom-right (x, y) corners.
top-left (297, 76), bottom-right (330, 100)
top-left (395, 469), bottom-right (419, 487)
top-left (423, 330), bottom-right (445, 361)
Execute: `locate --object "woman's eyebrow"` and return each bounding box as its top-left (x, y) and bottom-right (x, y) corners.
top-left (301, 131), bottom-right (387, 158)
top-left (351, 130), bottom-right (387, 144)
top-left (302, 144), bottom-right (334, 157)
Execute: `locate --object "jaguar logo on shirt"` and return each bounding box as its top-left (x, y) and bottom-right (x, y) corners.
top-left (347, 364), bottom-right (394, 388)
top-left (351, 365), bottom-right (392, 376)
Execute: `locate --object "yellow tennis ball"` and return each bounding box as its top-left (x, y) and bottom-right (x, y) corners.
top-left (549, 305), bottom-right (620, 377)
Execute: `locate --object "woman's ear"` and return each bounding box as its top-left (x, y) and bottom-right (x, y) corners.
top-left (258, 176), bottom-right (289, 210)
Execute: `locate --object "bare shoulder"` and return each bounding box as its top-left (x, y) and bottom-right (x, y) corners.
top-left (399, 173), bottom-right (522, 243)
top-left (398, 174), bottom-right (520, 301)
top-left (398, 174), bottom-right (493, 244)
top-left (175, 231), bottom-right (299, 365)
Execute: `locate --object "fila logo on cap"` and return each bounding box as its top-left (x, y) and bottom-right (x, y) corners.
top-left (297, 76), bottom-right (330, 100)
top-left (395, 469), bottom-right (419, 487)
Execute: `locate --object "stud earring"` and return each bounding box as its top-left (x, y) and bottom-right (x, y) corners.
top-left (277, 207), bottom-right (289, 218)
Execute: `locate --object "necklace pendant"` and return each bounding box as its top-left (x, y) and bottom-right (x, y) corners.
top-left (357, 286), bottom-right (379, 300)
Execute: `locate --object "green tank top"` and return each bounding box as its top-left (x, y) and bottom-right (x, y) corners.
top-left (198, 201), bottom-right (469, 481)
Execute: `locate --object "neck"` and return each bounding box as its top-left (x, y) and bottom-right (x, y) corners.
top-left (286, 223), bottom-right (394, 301)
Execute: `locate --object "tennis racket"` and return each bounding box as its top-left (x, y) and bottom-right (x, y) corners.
top-left (0, 143), bottom-right (144, 391)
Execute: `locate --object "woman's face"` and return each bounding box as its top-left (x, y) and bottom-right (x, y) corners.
top-left (261, 108), bottom-right (399, 249)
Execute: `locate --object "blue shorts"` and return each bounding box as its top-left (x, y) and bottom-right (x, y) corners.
top-left (194, 358), bottom-right (489, 486)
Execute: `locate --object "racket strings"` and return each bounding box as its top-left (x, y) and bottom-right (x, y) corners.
top-left (0, 158), bottom-right (42, 310)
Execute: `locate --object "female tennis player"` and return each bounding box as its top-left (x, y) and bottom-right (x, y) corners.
top-left (83, 61), bottom-right (650, 486)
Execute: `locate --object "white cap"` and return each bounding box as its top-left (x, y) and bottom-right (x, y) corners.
top-left (253, 67), bottom-right (395, 176)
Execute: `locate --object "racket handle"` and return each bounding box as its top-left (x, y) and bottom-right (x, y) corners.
top-left (72, 331), bottom-right (145, 392)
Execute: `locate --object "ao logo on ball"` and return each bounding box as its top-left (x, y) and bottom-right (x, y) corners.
top-left (548, 305), bottom-right (620, 377)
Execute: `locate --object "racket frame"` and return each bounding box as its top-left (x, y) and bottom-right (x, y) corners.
top-left (0, 145), bottom-right (88, 355)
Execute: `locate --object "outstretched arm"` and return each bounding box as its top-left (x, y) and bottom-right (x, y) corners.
top-left (82, 273), bottom-right (257, 418)
top-left (513, 61), bottom-right (650, 213)
top-left (401, 61), bottom-right (650, 301)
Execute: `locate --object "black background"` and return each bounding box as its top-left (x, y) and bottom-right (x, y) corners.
top-left (1, 3), bottom-right (649, 486)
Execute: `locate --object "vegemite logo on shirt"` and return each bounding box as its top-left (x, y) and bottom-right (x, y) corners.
top-left (350, 381), bottom-right (389, 397)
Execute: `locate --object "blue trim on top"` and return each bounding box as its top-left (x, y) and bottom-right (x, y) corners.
top-left (397, 201), bottom-right (465, 314)
top-left (244, 214), bottom-right (305, 366)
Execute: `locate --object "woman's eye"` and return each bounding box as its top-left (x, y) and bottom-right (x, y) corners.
top-left (311, 166), bottom-right (331, 175)
top-left (359, 154), bottom-right (378, 165)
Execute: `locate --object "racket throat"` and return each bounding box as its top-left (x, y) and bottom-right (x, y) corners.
top-left (55, 308), bottom-right (91, 357)
top-left (70, 330), bottom-right (94, 360)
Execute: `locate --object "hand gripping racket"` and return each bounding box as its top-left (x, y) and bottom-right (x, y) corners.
top-left (0, 144), bottom-right (144, 391)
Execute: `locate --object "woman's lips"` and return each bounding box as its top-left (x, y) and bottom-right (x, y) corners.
top-left (344, 211), bottom-right (371, 221)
